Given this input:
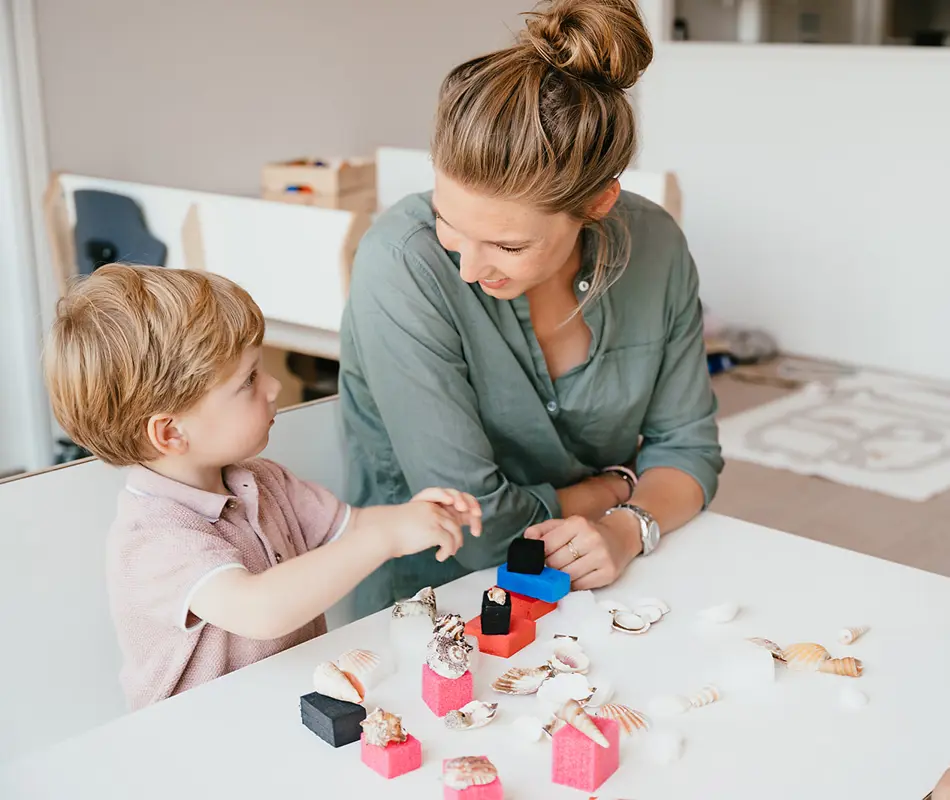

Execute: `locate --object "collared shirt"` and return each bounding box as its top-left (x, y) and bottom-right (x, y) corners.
top-left (108, 458), bottom-right (349, 710)
top-left (339, 191), bottom-right (723, 616)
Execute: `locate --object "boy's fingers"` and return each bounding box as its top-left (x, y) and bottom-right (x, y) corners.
top-left (412, 487), bottom-right (453, 505)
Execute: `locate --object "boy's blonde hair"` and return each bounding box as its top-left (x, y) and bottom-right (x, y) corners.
top-left (44, 264), bottom-right (265, 466)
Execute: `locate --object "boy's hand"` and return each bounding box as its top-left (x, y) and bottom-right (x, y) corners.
top-left (385, 499), bottom-right (462, 562)
top-left (411, 487), bottom-right (483, 538)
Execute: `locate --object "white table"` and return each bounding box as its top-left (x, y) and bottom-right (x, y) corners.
top-left (3, 514), bottom-right (947, 799)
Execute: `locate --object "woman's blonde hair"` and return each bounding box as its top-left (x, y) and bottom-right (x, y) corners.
top-left (44, 264), bottom-right (264, 466)
top-left (432, 0), bottom-right (653, 301)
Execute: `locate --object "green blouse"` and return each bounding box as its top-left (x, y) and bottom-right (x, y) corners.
top-left (339, 191), bottom-right (722, 615)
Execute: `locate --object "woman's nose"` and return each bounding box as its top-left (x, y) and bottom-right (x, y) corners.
top-left (458, 247), bottom-right (489, 284)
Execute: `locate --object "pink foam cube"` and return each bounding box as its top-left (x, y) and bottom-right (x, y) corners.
top-left (551, 716), bottom-right (620, 792)
top-left (422, 664), bottom-right (474, 717)
top-left (442, 758), bottom-right (504, 800)
top-left (360, 733), bottom-right (422, 779)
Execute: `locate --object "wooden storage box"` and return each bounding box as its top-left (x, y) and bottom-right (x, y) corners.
top-left (262, 157), bottom-right (377, 212)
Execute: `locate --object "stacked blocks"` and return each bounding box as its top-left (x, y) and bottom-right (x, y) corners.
top-left (496, 563), bottom-right (570, 605)
top-left (464, 613), bottom-right (536, 658)
top-left (360, 733), bottom-right (423, 779)
top-left (480, 588), bottom-right (512, 635)
top-left (509, 591), bottom-right (558, 621)
top-left (300, 691), bottom-right (366, 748)
top-left (551, 716), bottom-right (620, 792)
top-left (422, 664), bottom-right (473, 717)
top-left (507, 537), bottom-right (545, 574)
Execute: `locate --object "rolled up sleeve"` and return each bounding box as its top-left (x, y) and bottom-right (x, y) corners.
top-left (636, 240), bottom-right (723, 506)
top-left (344, 239), bottom-right (559, 570)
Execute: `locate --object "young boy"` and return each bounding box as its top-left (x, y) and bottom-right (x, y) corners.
top-left (44, 264), bottom-right (481, 710)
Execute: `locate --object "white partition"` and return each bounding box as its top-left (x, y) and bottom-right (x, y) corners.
top-left (0, 398), bottom-right (348, 764)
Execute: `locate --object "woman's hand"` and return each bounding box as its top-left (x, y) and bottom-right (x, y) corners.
top-left (524, 513), bottom-right (642, 590)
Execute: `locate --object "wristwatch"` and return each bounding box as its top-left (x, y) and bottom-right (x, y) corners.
top-left (605, 504), bottom-right (660, 556)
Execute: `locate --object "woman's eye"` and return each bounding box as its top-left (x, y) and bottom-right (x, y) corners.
top-left (498, 244), bottom-right (525, 254)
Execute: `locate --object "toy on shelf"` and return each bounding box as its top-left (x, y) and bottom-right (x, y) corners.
top-left (359, 707), bottom-right (422, 779)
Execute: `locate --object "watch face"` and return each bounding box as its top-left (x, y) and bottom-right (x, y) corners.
top-left (646, 520), bottom-right (660, 551)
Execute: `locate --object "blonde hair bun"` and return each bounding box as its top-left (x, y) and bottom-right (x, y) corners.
top-left (520, 0), bottom-right (653, 91)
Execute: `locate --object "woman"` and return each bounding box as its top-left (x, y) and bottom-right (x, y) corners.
top-left (339, 0), bottom-right (723, 615)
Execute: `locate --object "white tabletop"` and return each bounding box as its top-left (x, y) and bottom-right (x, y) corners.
top-left (3, 513), bottom-right (947, 799)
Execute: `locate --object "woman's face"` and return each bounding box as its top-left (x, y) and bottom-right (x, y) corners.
top-left (432, 171), bottom-right (585, 299)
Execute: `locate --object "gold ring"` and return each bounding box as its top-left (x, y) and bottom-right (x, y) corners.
top-left (567, 540), bottom-right (581, 562)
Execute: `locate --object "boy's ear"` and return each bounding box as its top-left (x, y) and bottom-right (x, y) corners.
top-left (147, 414), bottom-right (188, 457)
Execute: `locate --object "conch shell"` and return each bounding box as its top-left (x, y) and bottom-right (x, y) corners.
top-left (649, 686), bottom-right (720, 717)
top-left (426, 633), bottom-right (472, 679)
top-left (838, 626), bottom-right (870, 645)
top-left (360, 707), bottom-right (406, 747)
top-left (392, 586), bottom-right (437, 623)
top-left (492, 664), bottom-right (555, 695)
top-left (312, 661), bottom-right (364, 703)
top-left (688, 685), bottom-right (721, 708)
top-left (594, 703), bottom-right (649, 735)
top-left (555, 698), bottom-right (610, 747)
top-left (444, 700), bottom-right (498, 730)
top-left (433, 613), bottom-right (466, 641)
top-left (487, 586), bottom-right (507, 605)
top-left (443, 756), bottom-right (498, 789)
top-left (782, 642), bottom-right (863, 677)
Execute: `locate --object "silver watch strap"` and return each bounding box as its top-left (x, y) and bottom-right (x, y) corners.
top-left (604, 503), bottom-right (659, 555)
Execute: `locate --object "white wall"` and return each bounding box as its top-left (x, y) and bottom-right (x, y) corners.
top-left (675, 0), bottom-right (740, 41)
top-left (35, 0), bottom-right (525, 195)
top-left (637, 42), bottom-right (950, 379)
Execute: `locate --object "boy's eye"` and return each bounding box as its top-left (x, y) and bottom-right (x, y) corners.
top-left (244, 371), bottom-right (257, 388)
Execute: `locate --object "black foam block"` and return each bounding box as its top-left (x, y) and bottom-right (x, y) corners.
top-left (300, 691), bottom-right (366, 747)
top-left (507, 537), bottom-right (545, 575)
top-left (480, 589), bottom-right (512, 635)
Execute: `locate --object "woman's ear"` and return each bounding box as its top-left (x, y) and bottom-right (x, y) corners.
top-left (147, 414), bottom-right (188, 457)
top-left (589, 179), bottom-right (621, 220)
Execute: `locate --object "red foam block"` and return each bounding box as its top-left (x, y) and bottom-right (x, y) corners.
top-left (552, 716), bottom-right (619, 792)
top-left (361, 733), bottom-right (422, 779)
top-left (509, 591), bottom-right (558, 621)
top-left (422, 664), bottom-right (473, 717)
top-left (464, 614), bottom-right (536, 658)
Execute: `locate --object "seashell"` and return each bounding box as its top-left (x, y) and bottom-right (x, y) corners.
top-left (648, 694), bottom-right (692, 717)
top-left (445, 700), bottom-right (499, 730)
top-left (632, 604), bottom-right (664, 624)
top-left (443, 756), bottom-right (498, 790)
top-left (839, 685), bottom-right (869, 710)
top-left (819, 656), bottom-right (863, 678)
top-left (433, 613), bottom-right (466, 641)
top-left (635, 597), bottom-right (670, 615)
top-left (550, 644), bottom-right (591, 674)
top-left (360, 707), bottom-right (406, 747)
top-left (541, 716), bottom-right (565, 738)
top-left (537, 672), bottom-right (596, 715)
top-left (782, 642), bottom-right (832, 671)
top-left (587, 680), bottom-right (614, 708)
top-left (392, 586), bottom-right (437, 623)
top-left (688, 685), bottom-right (721, 708)
top-left (611, 610), bottom-right (650, 634)
top-left (595, 703), bottom-right (650, 734)
top-left (646, 731), bottom-right (685, 765)
top-left (699, 602), bottom-right (740, 624)
top-left (511, 716), bottom-right (546, 743)
top-left (555, 699), bottom-right (610, 747)
top-left (487, 586), bottom-right (507, 605)
top-left (552, 633), bottom-right (581, 647)
top-left (492, 664), bottom-right (555, 695)
top-left (335, 649), bottom-right (387, 690)
top-left (838, 626), bottom-right (869, 645)
top-left (748, 637), bottom-right (787, 661)
top-left (426, 634), bottom-right (472, 679)
top-left (312, 661), bottom-right (364, 704)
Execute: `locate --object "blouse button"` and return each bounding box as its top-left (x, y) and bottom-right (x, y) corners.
top-left (546, 400), bottom-right (558, 413)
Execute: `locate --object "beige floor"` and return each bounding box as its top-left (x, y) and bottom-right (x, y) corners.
top-left (709, 365), bottom-right (950, 578)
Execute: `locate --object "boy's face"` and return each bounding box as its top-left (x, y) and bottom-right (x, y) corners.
top-left (173, 346), bottom-right (281, 468)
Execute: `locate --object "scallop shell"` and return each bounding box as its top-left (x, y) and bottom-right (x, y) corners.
top-left (433, 613), bottom-right (466, 641)
top-left (688, 685), bottom-right (721, 708)
top-left (819, 656), bottom-right (863, 677)
top-left (360, 707), bottom-right (406, 747)
top-left (537, 672), bottom-right (596, 714)
top-left (595, 703), bottom-right (650, 734)
top-left (487, 586), bottom-right (507, 605)
top-left (748, 637), bottom-right (787, 661)
top-left (335, 648), bottom-right (387, 690)
top-left (392, 586), bottom-right (437, 623)
top-left (555, 699), bottom-right (610, 747)
top-left (426, 634), bottom-right (472, 679)
top-left (699, 602), bottom-right (740, 624)
top-left (550, 644), bottom-right (591, 674)
top-left (782, 642), bottom-right (832, 671)
top-left (492, 664), bottom-right (555, 695)
top-left (312, 661), bottom-right (364, 703)
top-left (443, 756), bottom-right (498, 789)
top-left (444, 701), bottom-right (498, 730)
top-left (838, 626), bottom-right (869, 645)
top-left (611, 610), bottom-right (650, 634)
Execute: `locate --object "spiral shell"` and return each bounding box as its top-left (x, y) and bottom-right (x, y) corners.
top-left (426, 634), bottom-right (472, 679)
top-left (444, 701), bottom-right (498, 730)
top-left (392, 586), bottom-right (437, 623)
top-left (360, 707), bottom-right (406, 747)
top-left (594, 703), bottom-right (649, 734)
top-left (819, 656), bottom-right (863, 677)
top-left (312, 661), bottom-right (364, 704)
top-left (555, 699), bottom-right (610, 747)
top-left (838, 626), bottom-right (869, 645)
top-left (443, 756), bottom-right (498, 789)
top-left (689, 685), bottom-right (721, 708)
top-left (433, 613), bottom-right (466, 641)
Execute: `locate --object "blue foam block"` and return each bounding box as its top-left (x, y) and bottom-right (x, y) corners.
top-left (496, 563), bottom-right (570, 604)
